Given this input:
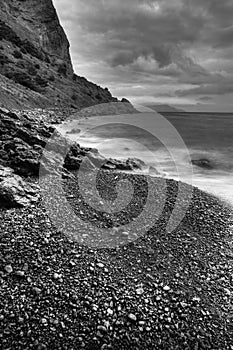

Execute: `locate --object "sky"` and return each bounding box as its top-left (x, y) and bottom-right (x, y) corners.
top-left (53, 0), bottom-right (233, 112)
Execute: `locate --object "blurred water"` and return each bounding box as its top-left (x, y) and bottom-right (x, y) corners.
top-left (57, 111), bottom-right (233, 206)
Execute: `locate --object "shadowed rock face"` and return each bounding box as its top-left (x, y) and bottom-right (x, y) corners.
top-left (0, 0), bottom-right (73, 74)
top-left (0, 0), bottom-right (118, 109)
top-left (0, 165), bottom-right (40, 208)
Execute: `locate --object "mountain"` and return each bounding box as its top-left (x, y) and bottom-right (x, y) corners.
top-left (0, 0), bottom-right (118, 109)
top-left (146, 104), bottom-right (185, 113)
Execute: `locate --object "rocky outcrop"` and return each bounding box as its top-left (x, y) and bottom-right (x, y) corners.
top-left (0, 108), bottom-right (145, 182)
top-left (191, 158), bottom-right (214, 170)
top-left (0, 107), bottom-right (147, 209)
top-left (0, 165), bottom-right (39, 208)
top-left (0, 0), bottom-right (119, 109)
top-left (0, 0), bottom-right (73, 73)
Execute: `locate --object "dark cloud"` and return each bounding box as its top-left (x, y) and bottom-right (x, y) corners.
top-left (54, 0), bottom-right (233, 110)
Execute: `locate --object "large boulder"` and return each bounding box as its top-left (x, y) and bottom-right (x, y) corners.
top-left (103, 157), bottom-right (146, 171)
top-left (191, 158), bottom-right (214, 170)
top-left (0, 166), bottom-right (40, 208)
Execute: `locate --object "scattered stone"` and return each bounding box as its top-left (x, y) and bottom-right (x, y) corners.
top-left (121, 231), bottom-right (129, 237)
top-left (128, 314), bottom-right (137, 322)
top-left (33, 287), bottom-right (42, 294)
top-left (96, 263), bottom-right (104, 268)
top-left (41, 318), bottom-right (47, 324)
top-left (136, 287), bottom-right (144, 295)
top-left (191, 158), bottom-right (214, 170)
top-left (92, 304), bottom-right (99, 312)
top-left (163, 286), bottom-right (171, 292)
top-left (53, 273), bottom-right (60, 280)
top-left (0, 166), bottom-right (40, 208)
top-left (15, 271), bottom-right (25, 277)
top-left (4, 265), bottom-right (13, 273)
top-left (97, 325), bottom-right (107, 333)
top-left (107, 308), bottom-right (114, 316)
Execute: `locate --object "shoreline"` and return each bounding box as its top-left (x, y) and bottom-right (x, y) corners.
top-left (0, 108), bottom-right (233, 349)
top-left (58, 109), bottom-right (233, 208)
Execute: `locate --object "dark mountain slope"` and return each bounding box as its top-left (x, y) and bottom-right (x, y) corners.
top-left (0, 0), bottom-right (118, 109)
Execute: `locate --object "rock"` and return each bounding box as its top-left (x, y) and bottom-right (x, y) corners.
top-left (121, 231), bottom-right (129, 237)
top-left (128, 313), bottom-right (137, 322)
top-left (103, 157), bottom-right (146, 172)
top-left (149, 166), bottom-right (160, 175)
top-left (121, 98), bottom-right (130, 103)
top-left (37, 344), bottom-right (47, 350)
top-left (191, 158), bottom-right (214, 170)
top-left (163, 286), bottom-right (171, 291)
top-left (96, 263), bottom-right (104, 268)
top-left (92, 304), bottom-right (99, 312)
top-left (15, 271), bottom-right (25, 277)
top-left (136, 287), bottom-right (144, 295)
top-left (66, 128), bottom-right (81, 134)
top-left (5, 265), bottom-right (13, 273)
top-left (107, 308), bottom-right (114, 316)
top-left (0, 166), bottom-right (40, 208)
top-left (41, 318), bottom-right (48, 325)
top-left (224, 288), bottom-right (231, 296)
top-left (53, 273), bottom-right (60, 280)
top-left (97, 325), bottom-right (107, 333)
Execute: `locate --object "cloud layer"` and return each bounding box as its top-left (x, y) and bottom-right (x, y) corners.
top-left (54, 0), bottom-right (233, 111)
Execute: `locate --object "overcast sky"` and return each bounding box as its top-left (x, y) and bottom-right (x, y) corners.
top-left (53, 0), bottom-right (233, 111)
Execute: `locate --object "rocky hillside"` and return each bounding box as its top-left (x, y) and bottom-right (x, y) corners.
top-left (0, 0), bottom-right (119, 109)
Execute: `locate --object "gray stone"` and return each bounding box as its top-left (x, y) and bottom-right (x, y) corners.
top-left (0, 166), bottom-right (39, 208)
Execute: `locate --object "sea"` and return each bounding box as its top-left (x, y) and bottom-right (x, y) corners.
top-left (57, 110), bottom-right (233, 207)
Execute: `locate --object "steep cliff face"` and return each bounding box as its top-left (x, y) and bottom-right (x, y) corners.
top-left (0, 0), bottom-right (118, 109)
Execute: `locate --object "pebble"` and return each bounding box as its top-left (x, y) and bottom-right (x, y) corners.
top-left (92, 304), bottom-right (98, 311)
top-left (15, 271), bottom-right (25, 277)
top-left (96, 263), bottom-right (104, 268)
top-left (136, 287), bottom-right (144, 295)
top-left (163, 286), bottom-right (170, 291)
top-left (224, 288), bottom-right (231, 296)
top-left (97, 325), bottom-right (107, 333)
top-left (5, 265), bottom-right (13, 273)
top-left (107, 308), bottom-right (113, 316)
top-left (41, 318), bottom-right (47, 324)
top-left (33, 287), bottom-right (41, 294)
top-left (128, 313), bottom-right (137, 322)
top-left (121, 231), bottom-right (129, 236)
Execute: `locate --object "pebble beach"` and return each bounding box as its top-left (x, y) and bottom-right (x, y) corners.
top-left (0, 170), bottom-right (233, 349)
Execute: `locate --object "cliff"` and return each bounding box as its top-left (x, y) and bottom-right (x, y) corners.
top-left (0, 0), bottom-right (118, 109)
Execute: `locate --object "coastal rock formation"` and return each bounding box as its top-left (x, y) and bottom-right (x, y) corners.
top-left (0, 165), bottom-right (39, 208)
top-left (0, 108), bottom-right (146, 194)
top-left (0, 0), bottom-right (119, 109)
top-left (191, 158), bottom-right (214, 170)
